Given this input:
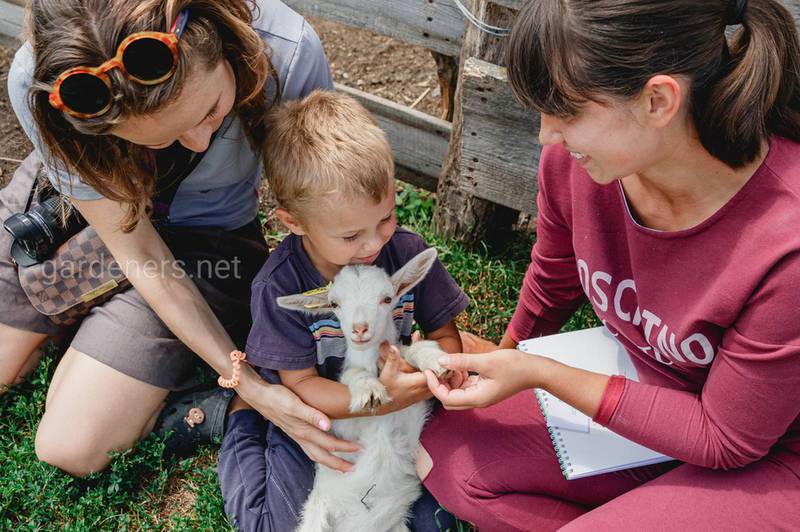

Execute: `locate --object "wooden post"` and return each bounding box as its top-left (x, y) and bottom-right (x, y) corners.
top-left (430, 51), bottom-right (458, 121)
top-left (434, 0), bottom-right (519, 248)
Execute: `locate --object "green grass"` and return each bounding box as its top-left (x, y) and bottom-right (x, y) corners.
top-left (0, 352), bottom-right (232, 530)
top-left (0, 184), bottom-right (597, 530)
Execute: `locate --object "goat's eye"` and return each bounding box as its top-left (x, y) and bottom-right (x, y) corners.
top-left (382, 296), bottom-right (392, 304)
top-left (330, 301), bottom-right (339, 309)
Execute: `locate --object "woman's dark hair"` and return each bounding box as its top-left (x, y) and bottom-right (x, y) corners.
top-left (28, 0), bottom-right (278, 231)
top-left (506, 0), bottom-right (800, 168)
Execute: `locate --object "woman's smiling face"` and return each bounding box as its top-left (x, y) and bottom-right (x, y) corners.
top-left (537, 98), bottom-right (662, 185)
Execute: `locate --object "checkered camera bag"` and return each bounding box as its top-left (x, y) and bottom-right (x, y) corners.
top-left (18, 226), bottom-right (130, 326)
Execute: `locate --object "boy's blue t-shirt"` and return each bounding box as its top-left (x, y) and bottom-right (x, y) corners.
top-left (246, 228), bottom-right (469, 381)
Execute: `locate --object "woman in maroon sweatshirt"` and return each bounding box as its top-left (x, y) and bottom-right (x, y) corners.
top-left (418, 1), bottom-right (800, 530)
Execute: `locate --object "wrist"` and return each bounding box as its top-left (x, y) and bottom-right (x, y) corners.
top-left (235, 363), bottom-right (268, 400)
top-left (519, 351), bottom-right (552, 390)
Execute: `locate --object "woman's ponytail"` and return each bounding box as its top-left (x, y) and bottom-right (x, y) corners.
top-left (699, 0), bottom-right (800, 167)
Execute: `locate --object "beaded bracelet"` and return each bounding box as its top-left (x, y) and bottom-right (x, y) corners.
top-left (218, 350), bottom-right (247, 388)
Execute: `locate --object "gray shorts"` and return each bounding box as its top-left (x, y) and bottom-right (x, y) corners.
top-left (0, 154), bottom-right (269, 390)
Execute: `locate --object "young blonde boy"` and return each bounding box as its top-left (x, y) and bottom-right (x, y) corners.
top-left (217, 90), bottom-right (466, 532)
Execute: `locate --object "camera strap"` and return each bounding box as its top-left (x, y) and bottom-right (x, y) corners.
top-left (22, 171), bottom-right (38, 213)
top-left (151, 132), bottom-right (217, 222)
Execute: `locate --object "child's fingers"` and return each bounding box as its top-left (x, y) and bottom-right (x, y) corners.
top-left (396, 357), bottom-right (418, 374)
top-left (379, 346), bottom-right (401, 379)
top-left (379, 341), bottom-right (398, 359)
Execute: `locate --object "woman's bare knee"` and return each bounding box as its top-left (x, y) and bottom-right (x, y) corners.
top-left (416, 445), bottom-right (433, 481)
top-left (0, 323), bottom-right (48, 392)
top-left (37, 347), bottom-right (168, 476)
top-left (35, 417), bottom-right (110, 477)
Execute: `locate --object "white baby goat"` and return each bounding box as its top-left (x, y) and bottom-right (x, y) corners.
top-left (276, 247), bottom-right (450, 532)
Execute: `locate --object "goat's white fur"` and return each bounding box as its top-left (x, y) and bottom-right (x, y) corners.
top-left (277, 248), bottom-right (449, 532)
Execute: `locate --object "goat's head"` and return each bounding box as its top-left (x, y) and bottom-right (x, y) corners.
top-left (277, 248), bottom-right (438, 351)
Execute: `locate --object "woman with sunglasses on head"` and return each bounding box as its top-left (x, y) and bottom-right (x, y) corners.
top-left (0, 0), bottom-right (363, 488)
top-left (418, 0), bottom-right (800, 530)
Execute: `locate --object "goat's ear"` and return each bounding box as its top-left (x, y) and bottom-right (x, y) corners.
top-left (276, 291), bottom-right (332, 314)
top-left (391, 247), bottom-right (438, 298)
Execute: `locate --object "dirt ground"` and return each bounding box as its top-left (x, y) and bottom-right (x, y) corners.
top-left (0, 17), bottom-right (442, 188)
top-left (0, 44), bottom-right (31, 186)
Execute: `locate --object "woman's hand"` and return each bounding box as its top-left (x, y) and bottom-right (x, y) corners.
top-left (424, 349), bottom-right (538, 410)
top-left (239, 367), bottom-right (360, 472)
top-left (377, 345), bottom-right (434, 413)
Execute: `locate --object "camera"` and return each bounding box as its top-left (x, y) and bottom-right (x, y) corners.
top-left (4, 194), bottom-right (85, 266)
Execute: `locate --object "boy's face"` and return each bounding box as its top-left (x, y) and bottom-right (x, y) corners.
top-left (293, 185), bottom-right (397, 279)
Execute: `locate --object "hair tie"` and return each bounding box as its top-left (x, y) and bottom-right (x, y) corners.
top-left (726, 0), bottom-right (748, 26)
top-left (218, 350), bottom-right (247, 388)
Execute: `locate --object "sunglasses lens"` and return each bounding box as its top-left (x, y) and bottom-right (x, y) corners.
top-left (122, 39), bottom-right (175, 81)
top-left (59, 73), bottom-right (111, 115)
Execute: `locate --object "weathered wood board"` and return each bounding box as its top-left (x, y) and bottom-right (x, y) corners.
top-left (285, 0), bottom-right (464, 57)
top-left (459, 57), bottom-right (538, 214)
top-left (337, 83), bottom-right (451, 192)
top-left (0, 0), bottom-right (23, 43)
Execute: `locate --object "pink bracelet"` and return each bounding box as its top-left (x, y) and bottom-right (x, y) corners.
top-left (218, 350), bottom-right (247, 388)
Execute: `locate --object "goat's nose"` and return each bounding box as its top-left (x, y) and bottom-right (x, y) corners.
top-left (352, 323), bottom-right (369, 336)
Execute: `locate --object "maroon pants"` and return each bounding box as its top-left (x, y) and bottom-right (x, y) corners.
top-left (420, 390), bottom-right (800, 532)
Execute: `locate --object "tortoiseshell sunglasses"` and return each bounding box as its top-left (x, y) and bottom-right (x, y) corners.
top-left (48, 9), bottom-right (190, 119)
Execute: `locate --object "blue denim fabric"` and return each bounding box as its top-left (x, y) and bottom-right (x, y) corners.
top-left (218, 409), bottom-right (456, 531)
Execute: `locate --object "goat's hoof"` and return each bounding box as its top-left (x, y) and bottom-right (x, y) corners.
top-left (349, 380), bottom-right (390, 413)
top-left (420, 363), bottom-right (452, 379)
top-left (414, 351), bottom-right (451, 378)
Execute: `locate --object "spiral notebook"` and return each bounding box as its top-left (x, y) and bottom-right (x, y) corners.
top-left (518, 327), bottom-right (672, 480)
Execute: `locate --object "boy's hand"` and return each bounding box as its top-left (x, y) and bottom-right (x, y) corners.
top-left (378, 342), bottom-right (417, 374)
top-left (459, 331), bottom-right (499, 353)
top-left (377, 345), bottom-right (433, 413)
top-left (378, 341), bottom-right (468, 388)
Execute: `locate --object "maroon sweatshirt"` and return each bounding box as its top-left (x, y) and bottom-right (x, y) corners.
top-left (509, 137), bottom-right (800, 472)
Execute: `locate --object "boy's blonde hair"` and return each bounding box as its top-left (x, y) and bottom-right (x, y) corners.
top-left (264, 90), bottom-right (395, 221)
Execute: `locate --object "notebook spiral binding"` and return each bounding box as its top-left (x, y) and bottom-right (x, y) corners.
top-left (534, 389), bottom-right (573, 478)
top-left (546, 426), bottom-right (573, 478)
